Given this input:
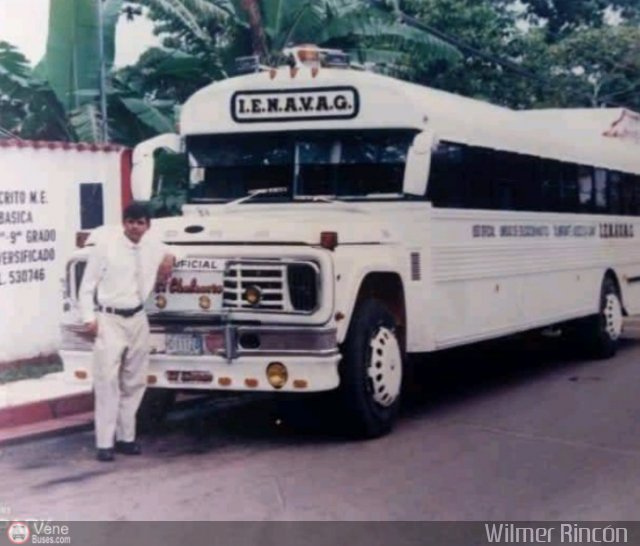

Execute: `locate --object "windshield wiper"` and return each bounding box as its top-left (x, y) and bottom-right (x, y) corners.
top-left (225, 186), bottom-right (289, 206)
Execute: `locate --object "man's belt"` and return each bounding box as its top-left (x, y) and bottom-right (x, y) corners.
top-left (97, 304), bottom-right (144, 318)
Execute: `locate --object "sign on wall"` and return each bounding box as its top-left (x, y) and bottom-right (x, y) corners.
top-left (0, 142), bottom-right (126, 363)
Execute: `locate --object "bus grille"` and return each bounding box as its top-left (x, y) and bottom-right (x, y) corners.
top-left (223, 261), bottom-right (318, 313)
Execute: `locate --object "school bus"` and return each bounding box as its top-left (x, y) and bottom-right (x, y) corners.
top-left (61, 46), bottom-right (640, 437)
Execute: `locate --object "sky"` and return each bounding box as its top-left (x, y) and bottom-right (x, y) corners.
top-left (0, 0), bottom-right (160, 68)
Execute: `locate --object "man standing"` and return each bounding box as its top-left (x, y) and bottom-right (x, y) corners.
top-left (79, 202), bottom-right (176, 462)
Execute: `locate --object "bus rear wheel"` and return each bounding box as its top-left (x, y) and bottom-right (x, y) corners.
top-left (339, 300), bottom-right (403, 438)
top-left (573, 277), bottom-right (623, 359)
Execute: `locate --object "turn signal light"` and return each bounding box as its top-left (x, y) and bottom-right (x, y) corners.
top-left (147, 375), bottom-right (157, 385)
top-left (266, 362), bottom-right (288, 389)
top-left (293, 379), bottom-right (308, 389)
top-left (218, 377), bottom-right (232, 387)
top-left (245, 378), bottom-right (259, 388)
top-left (74, 370), bottom-right (88, 380)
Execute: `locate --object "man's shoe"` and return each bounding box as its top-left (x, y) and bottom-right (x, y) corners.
top-left (96, 448), bottom-right (115, 462)
top-left (114, 440), bottom-right (142, 455)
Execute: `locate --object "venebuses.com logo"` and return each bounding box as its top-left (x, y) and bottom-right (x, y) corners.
top-left (6, 521), bottom-right (30, 544)
top-left (5, 521), bottom-right (71, 544)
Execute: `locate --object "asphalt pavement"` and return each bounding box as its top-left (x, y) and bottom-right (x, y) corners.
top-left (1, 334), bottom-right (640, 521)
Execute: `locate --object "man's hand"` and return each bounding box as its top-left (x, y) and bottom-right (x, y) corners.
top-left (83, 321), bottom-right (98, 338)
top-left (157, 253), bottom-right (176, 283)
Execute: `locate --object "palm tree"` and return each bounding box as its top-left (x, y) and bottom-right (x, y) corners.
top-left (135, 0), bottom-right (461, 81)
top-left (36, 0), bottom-right (176, 145)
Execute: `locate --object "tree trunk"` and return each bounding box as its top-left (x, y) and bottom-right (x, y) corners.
top-left (240, 0), bottom-right (269, 59)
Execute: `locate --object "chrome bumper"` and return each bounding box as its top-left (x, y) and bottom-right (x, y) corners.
top-left (60, 324), bottom-right (341, 393)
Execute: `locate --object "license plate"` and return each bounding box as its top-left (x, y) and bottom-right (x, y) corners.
top-left (166, 334), bottom-right (203, 355)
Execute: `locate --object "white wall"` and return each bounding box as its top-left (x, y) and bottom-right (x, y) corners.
top-left (0, 143), bottom-right (125, 362)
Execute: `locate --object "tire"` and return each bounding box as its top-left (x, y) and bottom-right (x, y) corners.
top-left (339, 300), bottom-right (404, 438)
top-left (573, 276), bottom-right (623, 359)
top-left (136, 388), bottom-right (176, 433)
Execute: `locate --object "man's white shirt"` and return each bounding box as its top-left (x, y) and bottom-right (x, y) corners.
top-left (79, 228), bottom-right (174, 323)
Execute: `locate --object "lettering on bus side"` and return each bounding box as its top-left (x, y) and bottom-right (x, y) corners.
top-left (231, 87), bottom-right (359, 123)
top-left (471, 223), bottom-right (604, 239)
top-left (599, 223), bottom-right (634, 238)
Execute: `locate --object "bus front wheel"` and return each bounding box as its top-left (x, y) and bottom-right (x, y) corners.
top-left (339, 300), bottom-right (404, 438)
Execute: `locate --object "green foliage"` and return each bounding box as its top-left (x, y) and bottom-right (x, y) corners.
top-left (3, 0), bottom-right (177, 145)
top-left (149, 149), bottom-right (189, 217)
top-left (401, 0), bottom-right (640, 110)
top-left (518, 0), bottom-right (640, 41)
top-left (115, 46), bottom-right (226, 104)
top-left (43, 0), bottom-right (123, 113)
top-left (0, 354), bottom-right (62, 385)
top-left (0, 41), bottom-right (73, 140)
top-left (543, 24), bottom-right (640, 109)
top-left (403, 0), bottom-right (543, 107)
top-left (133, 0), bottom-right (461, 79)
top-left (3, 0), bottom-right (639, 147)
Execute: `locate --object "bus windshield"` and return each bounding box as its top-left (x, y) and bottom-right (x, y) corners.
top-left (186, 130), bottom-right (416, 203)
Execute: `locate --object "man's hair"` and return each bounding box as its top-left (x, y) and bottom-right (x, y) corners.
top-left (123, 201), bottom-right (151, 223)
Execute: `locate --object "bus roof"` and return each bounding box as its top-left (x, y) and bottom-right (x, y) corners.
top-left (180, 67), bottom-right (640, 175)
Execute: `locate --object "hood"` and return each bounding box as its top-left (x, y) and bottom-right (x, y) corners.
top-left (149, 203), bottom-right (398, 246)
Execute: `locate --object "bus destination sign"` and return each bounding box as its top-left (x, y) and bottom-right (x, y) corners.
top-left (231, 87), bottom-right (360, 123)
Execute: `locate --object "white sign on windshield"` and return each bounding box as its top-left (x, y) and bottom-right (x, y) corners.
top-left (232, 87), bottom-right (359, 123)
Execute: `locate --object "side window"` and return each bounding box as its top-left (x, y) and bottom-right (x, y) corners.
top-left (539, 160), bottom-right (563, 212)
top-left (559, 163), bottom-right (578, 213)
top-left (608, 171), bottom-right (623, 215)
top-left (633, 175), bottom-right (640, 215)
top-left (578, 167), bottom-right (594, 212)
top-left (594, 168), bottom-right (608, 212)
top-left (466, 147), bottom-right (496, 210)
top-left (512, 154), bottom-right (539, 211)
top-left (493, 151), bottom-right (521, 210)
top-left (427, 142), bottom-right (467, 208)
top-left (621, 174), bottom-right (636, 215)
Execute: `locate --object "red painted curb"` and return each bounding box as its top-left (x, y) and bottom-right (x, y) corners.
top-left (0, 392), bottom-right (94, 429)
top-left (0, 412), bottom-right (94, 447)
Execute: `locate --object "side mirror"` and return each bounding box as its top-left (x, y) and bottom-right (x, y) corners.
top-left (403, 130), bottom-right (436, 197)
top-left (131, 133), bottom-right (182, 201)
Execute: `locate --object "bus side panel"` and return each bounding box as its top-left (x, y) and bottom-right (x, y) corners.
top-left (333, 248), bottom-right (411, 346)
top-left (428, 209), bottom-right (636, 349)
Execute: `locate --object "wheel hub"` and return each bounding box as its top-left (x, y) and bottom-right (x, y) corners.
top-left (604, 293), bottom-right (623, 341)
top-left (367, 327), bottom-right (402, 408)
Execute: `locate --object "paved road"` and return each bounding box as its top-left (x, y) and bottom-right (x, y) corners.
top-left (2, 335), bottom-right (640, 521)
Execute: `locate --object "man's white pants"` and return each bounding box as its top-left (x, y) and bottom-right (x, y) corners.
top-left (93, 311), bottom-right (149, 449)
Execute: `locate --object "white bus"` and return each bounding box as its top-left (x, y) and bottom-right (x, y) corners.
top-left (60, 46), bottom-right (640, 438)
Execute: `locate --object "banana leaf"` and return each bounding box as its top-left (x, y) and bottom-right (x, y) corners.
top-left (43, 0), bottom-right (123, 112)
